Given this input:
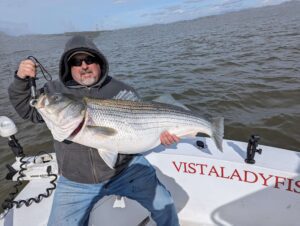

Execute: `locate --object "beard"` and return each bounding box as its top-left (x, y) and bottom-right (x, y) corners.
top-left (79, 70), bottom-right (99, 86)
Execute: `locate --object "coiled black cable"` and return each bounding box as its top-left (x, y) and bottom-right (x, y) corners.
top-left (2, 153), bottom-right (57, 210)
top-left (1, 56), bottom-right (56, 216)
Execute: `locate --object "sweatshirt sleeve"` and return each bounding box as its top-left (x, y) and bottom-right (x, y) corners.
top-left (8, 74), bottom-right (44, 123)
top-left (109, 78), bottom-right (141, 101)
top-left (113, 87), bottom-right (140, 101)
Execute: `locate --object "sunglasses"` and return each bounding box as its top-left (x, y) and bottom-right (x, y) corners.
top-left (69, 56), bottom-right (97, 67)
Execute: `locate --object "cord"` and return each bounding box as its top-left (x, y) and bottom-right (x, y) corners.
top-left (1, 153), bottom-right (57, 211)
top-left (27, 56), bottom-right (52, 81)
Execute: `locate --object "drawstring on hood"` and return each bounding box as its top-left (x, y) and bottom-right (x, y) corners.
top-left (59, 35), bottom-right (109, 88)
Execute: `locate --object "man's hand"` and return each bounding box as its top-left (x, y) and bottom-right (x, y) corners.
top-left (16, 59), bottom-right (37, 79)
top-left (160, 131), bottom-right (180, 146)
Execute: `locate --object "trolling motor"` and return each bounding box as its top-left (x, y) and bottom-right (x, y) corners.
top-left (0, 116), bottom-right (24, 180)
top-left (0, 116), bottom-right (18, 138)
top-left (0, 116), bottom-right (24, 157)
top-left (0, 119), bottom-right (24, 156)
top-left (245, 135), bottom-right (262, 164)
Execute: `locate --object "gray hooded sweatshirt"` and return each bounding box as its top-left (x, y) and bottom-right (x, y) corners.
top-left (8, 35), bottom-right (139, 184)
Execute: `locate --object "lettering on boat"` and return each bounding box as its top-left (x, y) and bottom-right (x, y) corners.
top-left (172, 161), bottom-right (300, 194)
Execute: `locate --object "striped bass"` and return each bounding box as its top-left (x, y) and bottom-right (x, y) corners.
top-left (34, 93), bottom-right (224, 168)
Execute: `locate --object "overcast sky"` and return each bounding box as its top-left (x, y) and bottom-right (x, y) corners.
top-left (0, 0), bottom-right (291, 36)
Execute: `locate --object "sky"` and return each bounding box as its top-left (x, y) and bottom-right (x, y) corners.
top-left (0, 0), bottom-right (292, 36)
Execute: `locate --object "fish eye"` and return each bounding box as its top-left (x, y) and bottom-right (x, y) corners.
top-left (52, 95), bottom-right (61, 102)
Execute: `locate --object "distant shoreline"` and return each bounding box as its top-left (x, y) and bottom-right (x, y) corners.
top-left (1, 0), bottom-right (299, 37)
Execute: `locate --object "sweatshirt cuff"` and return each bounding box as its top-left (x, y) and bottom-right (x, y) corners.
top-left (14, 70), bottom-right (29, 81)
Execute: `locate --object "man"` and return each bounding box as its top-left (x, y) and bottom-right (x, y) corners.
top-left (8, 35), bottom-right (180, 226)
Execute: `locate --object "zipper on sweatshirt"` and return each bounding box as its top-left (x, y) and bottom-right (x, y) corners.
top-left (89, 148), bottom-right (98, 183)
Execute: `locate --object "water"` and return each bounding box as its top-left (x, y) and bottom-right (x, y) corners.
top-left (0, 1), bottom-right (299, 211)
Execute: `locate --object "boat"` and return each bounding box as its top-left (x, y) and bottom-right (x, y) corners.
top-left (0, 115), bottom-right (299, 226)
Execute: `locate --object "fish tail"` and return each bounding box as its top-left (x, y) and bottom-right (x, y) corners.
top-left (211, 117), bottom-right (224, 151)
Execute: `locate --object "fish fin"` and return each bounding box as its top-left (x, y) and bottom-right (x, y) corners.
top-left (98, 149), bottom-right (118, 169)
top-left (211, 117), bottom-right (224, 152)
top-left (86, 126), bottom-right (117, 137)
top-left (86, 114), bottom-right (97, 126)
top-left (85, 114), bottom-right (117, 137)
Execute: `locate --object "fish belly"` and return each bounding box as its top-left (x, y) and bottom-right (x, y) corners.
top-left (71, 125), bottom-right (162, 154)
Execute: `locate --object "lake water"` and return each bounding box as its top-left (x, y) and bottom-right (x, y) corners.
top-left (0, 1), bottom-right (299, 211)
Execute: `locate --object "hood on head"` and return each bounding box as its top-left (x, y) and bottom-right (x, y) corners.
top-left (59, 35), bottom-right (109, 88)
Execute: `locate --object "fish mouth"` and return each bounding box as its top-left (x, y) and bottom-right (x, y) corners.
top-left (34, 94), bottom-right (48, 109)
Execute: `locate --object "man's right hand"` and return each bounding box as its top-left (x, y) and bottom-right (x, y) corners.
top-left (16, 59), bottom-right (37, 79)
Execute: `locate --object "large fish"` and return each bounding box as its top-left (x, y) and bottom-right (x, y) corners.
top-left (34, 93), bottom-right (224, 168)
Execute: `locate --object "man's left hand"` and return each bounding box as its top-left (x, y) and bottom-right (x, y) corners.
top-left (160, 131), bottom-right (180, 146)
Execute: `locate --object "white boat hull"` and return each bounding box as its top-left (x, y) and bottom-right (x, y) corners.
top-left (1, 138), bottom-right (299, 226)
